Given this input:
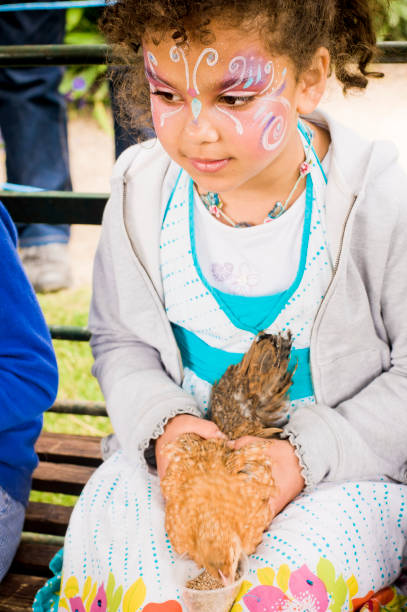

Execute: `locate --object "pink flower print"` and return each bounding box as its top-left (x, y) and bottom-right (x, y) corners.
top-left (209, 204), bottom-right (221, 218)
top-left (243, 585), bottom-right (290, 610)
top-left (90, 584), bottom-right (107, 611)
top-left (243, 565), bottom-right (329, 611)
top-left (69, 596), bottom-right (86, 612)
top-left (300, 161), bottom-right (312, 177)
top-left (289, 564), bottom-right (329, 610)
top-left (211, 262), bottom-right (234, 282)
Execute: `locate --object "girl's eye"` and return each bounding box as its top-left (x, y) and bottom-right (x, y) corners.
top-left (151, 90), bottom-right (183, 103)
top-left (218, 95), bottom-right (255, 107)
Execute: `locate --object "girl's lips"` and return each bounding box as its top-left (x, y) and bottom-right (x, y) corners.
top-left (189, 157), bottom-right (231, 173)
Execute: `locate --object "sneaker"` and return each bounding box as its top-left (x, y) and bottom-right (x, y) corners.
top-left (20, 243), bottom-right (72, 293)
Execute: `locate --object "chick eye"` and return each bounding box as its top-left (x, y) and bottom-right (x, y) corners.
top-left (151, 90), bottom-right (183, 103)
top-left (218, 95), bottom-right (254, 107)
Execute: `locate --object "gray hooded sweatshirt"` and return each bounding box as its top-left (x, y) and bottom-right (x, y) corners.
top-left (89, 110), bottom-right (407, 489)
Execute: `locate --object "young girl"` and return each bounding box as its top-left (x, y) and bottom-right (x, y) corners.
top-left (53, 1), bottom-right (407, 609)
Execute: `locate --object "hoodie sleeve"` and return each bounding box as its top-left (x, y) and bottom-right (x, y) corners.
top-left (89, 190), bottom-right (201, 468)
top-left (281, 162), bottom-right (407, 489)
top-left (0, 203), bottom-right (58, 431)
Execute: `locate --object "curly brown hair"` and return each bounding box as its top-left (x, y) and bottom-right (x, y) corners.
top-left (101, 0), bottom-right (387, 136)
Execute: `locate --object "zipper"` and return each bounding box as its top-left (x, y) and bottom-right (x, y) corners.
top-left (310, 194), bottom-right (358, 403)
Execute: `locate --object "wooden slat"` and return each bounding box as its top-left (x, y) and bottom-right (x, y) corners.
top-left (0, 574), bottom-right (47, 612)
top-left (11, 541), bottom-right (60, 578)
top-left (24, 501), bottom-right (73, 536)
top-left (32, 461), bottom-right (96, 495)
top-left (35, 432), bottom-right (102, 467)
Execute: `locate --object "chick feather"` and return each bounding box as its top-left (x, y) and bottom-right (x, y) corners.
top-left (161, 332), bottom-right (294, 581)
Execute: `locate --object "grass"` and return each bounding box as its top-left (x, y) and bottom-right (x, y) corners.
top-left (31, 286), bottom-right (113, 506)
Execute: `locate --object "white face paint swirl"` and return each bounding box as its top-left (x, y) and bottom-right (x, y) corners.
top-left (168, 46), bottom-right (219, 122)
top-left (147, 49), bottom-right (186, 128)
top-left (259, 97), bottom-right (291, 150)
top-left (169, 46), bottom-right (190, 90)
top-left (214, 105), bottom-right (244, 135)
top-left (191, 48), bottom-right (219, 95)
top-left (256, 67), bottom-right (290, 151)
top-left (146, 50), bottom-right (158, 75)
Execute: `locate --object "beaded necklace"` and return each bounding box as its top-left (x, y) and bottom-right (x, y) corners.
top-left (200, 129), bottom-right (314, 228)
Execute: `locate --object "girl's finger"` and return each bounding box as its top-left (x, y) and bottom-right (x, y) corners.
top-left (194, 421), bottom-right (227, 440)
top-left (232, 435), bottom-right (258, 449)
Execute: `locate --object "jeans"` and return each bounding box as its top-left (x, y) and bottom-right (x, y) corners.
top-left (0, 485), bottom-right (25, 582)
top-left (0, 2), bottom-right (71, 246)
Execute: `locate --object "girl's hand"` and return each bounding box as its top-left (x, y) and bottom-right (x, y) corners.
top-left (155, 414), bottom-right (227, 480)
top-left (232, 436), bottom-right (305, 516)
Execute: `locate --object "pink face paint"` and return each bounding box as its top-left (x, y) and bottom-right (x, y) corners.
top-left (144, 49), bottom-right (187, 130)
top-left (214, 53), bottom-right (290, 152)
top-left (260, 99), bottom-right (290, 150)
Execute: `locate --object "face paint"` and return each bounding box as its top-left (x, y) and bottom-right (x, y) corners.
top-left (169, 46), bottom-right (218, 124)
top-left (191, 98), bottom-right (202, 121)
top-left (143, 25), bottom-right (304, 198)
top-left (145, 46), bottom-right (220, 128)
top-left (144, 50), bottom-right (186, 129)
top-left (214, 54), bottom-right (290, 151)
top-left (190, 48), bottom-right (218, 95)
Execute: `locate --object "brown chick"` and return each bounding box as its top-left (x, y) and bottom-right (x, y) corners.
top-left (161, 435), bottom-right (275, 581)
top-left (211, 331), bottom-right (294, 439)
top-left (161, 332), bottom-right (294, 583)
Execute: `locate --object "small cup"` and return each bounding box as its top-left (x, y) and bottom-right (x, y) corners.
top-left (177, 555), bottom-right (248, 612)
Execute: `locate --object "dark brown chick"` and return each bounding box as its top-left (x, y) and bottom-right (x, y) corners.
top-left (211, 331), bottom-right (294, 439)
top-left (161, 332), bottom-right (294, 582)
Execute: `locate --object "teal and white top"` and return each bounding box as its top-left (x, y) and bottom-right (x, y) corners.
top-left (160, 124), bottom-right (332, 422)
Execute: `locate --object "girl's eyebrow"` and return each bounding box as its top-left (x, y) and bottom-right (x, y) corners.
top-left (144, 68), bottom-right (264, 92)
top-left (145, 68), bottom-right (176, 89)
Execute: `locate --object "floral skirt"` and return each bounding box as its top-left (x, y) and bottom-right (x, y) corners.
top-left (40, 450), bottom-right (407, 611)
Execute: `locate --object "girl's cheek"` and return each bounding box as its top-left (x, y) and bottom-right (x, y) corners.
top-left (228, 98), bottom-right (290, 157)
top-left (257, 99), bottom-right (290, 152)
top-left (150, 96), bottom-right (185, 137)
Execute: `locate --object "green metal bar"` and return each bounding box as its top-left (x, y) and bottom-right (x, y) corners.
top-left (0, 191), bottom-right (108, 224)
top-left (50, 325), bottom-right (91, 341)
top-left (48, 400), bottom-right (107, 417)
top-left (376, 41), bottom-right (407, 63)
top-left (0, 44), bottom-right (115, 66)
top-left (0, 41), bottom-right (405, 66)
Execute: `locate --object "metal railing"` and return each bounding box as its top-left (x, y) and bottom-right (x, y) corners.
top-left (0, 41), bottom-right (406, 66)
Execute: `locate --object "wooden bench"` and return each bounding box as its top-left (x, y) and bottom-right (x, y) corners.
top-left (0, 40), bottom-right (406, 611)
top-left (0, 190), bottom-right (107, 611)
top-left (0, 429), bottom-right (103, 611)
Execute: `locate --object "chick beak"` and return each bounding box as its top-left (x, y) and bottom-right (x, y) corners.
top-left (218, 569), bottom-right (234, 587)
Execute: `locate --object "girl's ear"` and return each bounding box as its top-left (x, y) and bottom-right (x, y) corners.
top-left (296, 47), bottom-right (330, 114)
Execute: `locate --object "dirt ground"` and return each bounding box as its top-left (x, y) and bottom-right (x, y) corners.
top-left (1, 63), bottom-right (407, 289)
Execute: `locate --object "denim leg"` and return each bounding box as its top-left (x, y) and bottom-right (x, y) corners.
top-left (0, 486), bottom-right (25, 583)
top-left (0, 6), bottom-right (71, 246)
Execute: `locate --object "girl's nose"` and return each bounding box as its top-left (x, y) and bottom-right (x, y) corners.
top-left (183, 102), bottom-right (219, 143)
